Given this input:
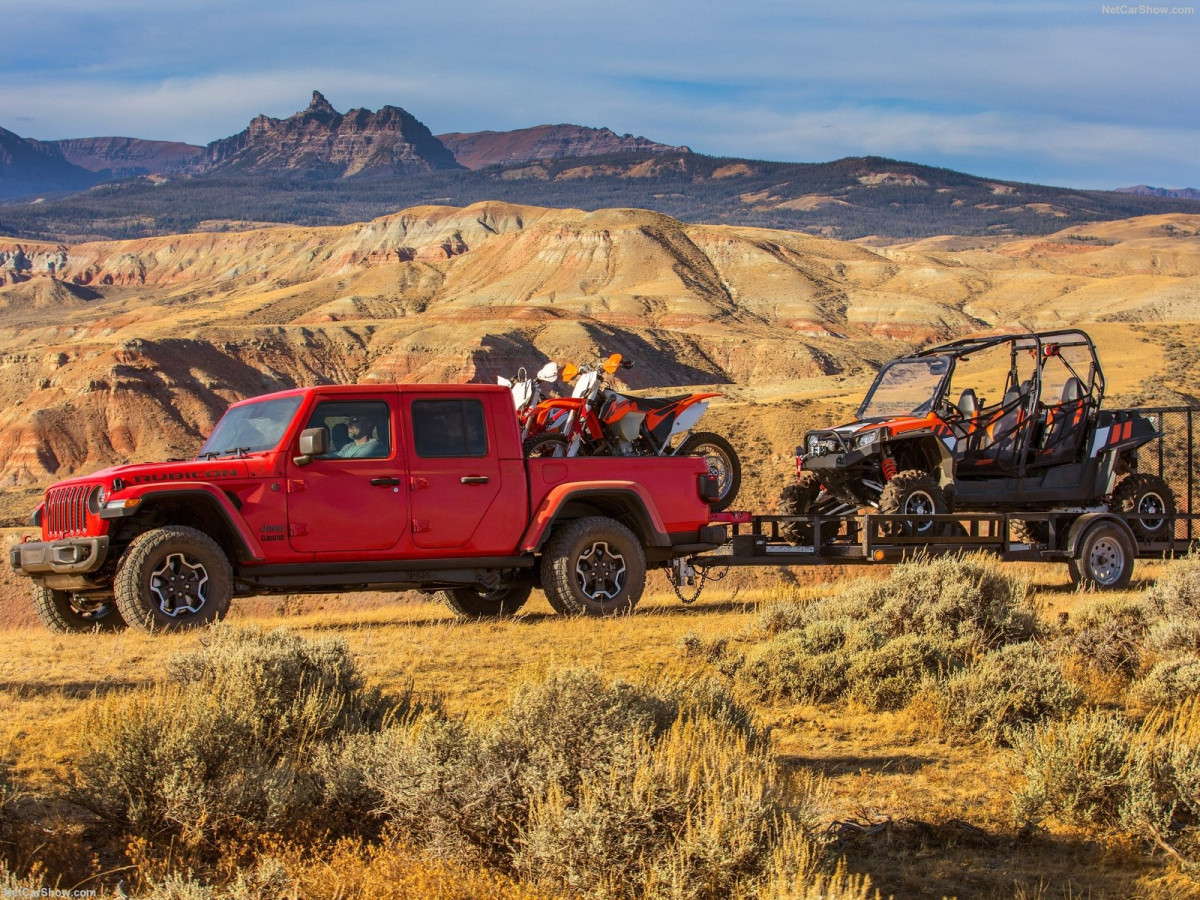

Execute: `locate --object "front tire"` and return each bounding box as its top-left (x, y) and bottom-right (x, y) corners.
top-left (878, 470), bottom-right (947, 536)
top-left (524, 433), bottom-right (572, 458)
top-left (440, 580), bottom-right (534, 619)
top-left (678, 432), bottom-right (741, 512)
top-left (542, 516), bottom-right (647, 616)
top-left (1110, 473), bottom-right (1175, 543)
top-left (1068, 522), bottom-right (1135, 590)
top-left (779, 472), bottom-right (823, 543)
top-left (33, 585), bottom-right (126, 633)
top-left (115, 526), bottom-right (232, 631)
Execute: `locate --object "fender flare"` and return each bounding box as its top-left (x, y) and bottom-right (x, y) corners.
top-left (100, 484), bottom-right (265, 561)
top-left (520, 482), bottom-right (672, 553)
top-left (1061, 511), bottom-right (1138, 557)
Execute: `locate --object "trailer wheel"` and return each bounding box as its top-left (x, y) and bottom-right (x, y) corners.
top-left (1068, 522), bottom-right (1135, 590)
top-left (33, 585), bottom-right (126, 633)
top-left (440, 580), bottom-right (534, 619)
top-left (542, 516), bottom-right (647, 616)
top-left (878, 470), bottom-right (947, 536)
top-left (115, 526), bottom-right (232, 631)
top-left (1111, 473), bottom-right (1175, 543)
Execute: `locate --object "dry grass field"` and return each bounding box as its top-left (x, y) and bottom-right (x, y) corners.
top-left (2, 554), bottom-right (1198, 900)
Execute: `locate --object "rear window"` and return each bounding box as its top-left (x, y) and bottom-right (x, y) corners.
top-left (412, 399), bottom-right (488, 458)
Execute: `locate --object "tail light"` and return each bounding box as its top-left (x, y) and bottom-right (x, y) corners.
top-left (698, 473), bottom-right (720, 503)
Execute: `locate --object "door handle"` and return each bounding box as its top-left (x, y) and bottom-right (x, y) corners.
top-left (371, 477), bottom-right (402, 486)
top-left (460, 476), bottom-right (490, 485)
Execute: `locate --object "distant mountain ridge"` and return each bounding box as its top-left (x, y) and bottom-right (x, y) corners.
top-left (45, 136), bottom-right (203, 177)
top-left (0, 126), bottom-right (102, 198)
top-left (436, 124), bottom-right (689, 170)
top-left (2, 92), bottom-right (1199, 240)
top-left (1118, 184), bottom-right (1200, 201)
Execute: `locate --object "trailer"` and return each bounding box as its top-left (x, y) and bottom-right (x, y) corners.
top-left (677, 406), bottom-right (1200, 594)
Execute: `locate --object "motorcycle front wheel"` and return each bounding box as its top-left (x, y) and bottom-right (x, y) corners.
top-left (679, 431), bottom-right (741, 512)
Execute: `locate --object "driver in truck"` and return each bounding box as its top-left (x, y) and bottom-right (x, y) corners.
top-left (337, 412), bottom-right (384, 458)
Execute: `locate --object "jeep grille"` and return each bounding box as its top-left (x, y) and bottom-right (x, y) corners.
top-left (45, 485), bottom-right (91, 538)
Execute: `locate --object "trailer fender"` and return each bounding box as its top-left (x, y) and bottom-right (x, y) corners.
top-left (1061, 512), bottom-right (1138, 559)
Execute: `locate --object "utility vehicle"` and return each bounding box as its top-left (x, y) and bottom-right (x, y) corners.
top-left (780, 330), bottom-right (1174, 543)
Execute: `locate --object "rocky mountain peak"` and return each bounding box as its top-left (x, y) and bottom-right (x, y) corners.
top-left (307, 90), bottom-right (337, 116)
top-left (201, 92), bottom-right (463, 177)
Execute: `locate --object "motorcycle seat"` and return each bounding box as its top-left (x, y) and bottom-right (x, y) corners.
top-left (608, 392), bottom-right (694, 413)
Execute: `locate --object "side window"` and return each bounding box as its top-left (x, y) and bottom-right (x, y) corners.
top-left (303, 400), bottom-right (391, 460)
top-left (412, 399), bottom-right (488, 458)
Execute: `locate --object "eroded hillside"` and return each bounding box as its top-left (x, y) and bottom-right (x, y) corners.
top-left (0, 203), bottom-right (1198, 517)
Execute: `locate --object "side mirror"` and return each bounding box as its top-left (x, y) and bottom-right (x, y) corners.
top-left (294, 427), bottom-right (329, 466)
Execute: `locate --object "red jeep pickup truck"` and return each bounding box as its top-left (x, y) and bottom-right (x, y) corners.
top-left (11, 383), bottom-right (726, 632)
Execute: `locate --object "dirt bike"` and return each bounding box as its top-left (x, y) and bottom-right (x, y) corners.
top-left (498, 361), bottom-right (560, 439)
top-left (524, 353), bottom-right (741, 511)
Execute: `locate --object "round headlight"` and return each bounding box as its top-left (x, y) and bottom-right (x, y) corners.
top-left (87, 485), bottom-right (106, 514)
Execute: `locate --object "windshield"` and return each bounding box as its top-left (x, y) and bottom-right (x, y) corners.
top-left (858, 357), bottom-right (950, 419)
top-left (197, 395), bottom-right (304, 457)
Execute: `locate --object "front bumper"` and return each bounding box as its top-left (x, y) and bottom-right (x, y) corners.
top-left (10, 536), bottom-right (110, 578)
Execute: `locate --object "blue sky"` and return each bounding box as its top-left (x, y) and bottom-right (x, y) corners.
top-left (2, 0), bottom-right (1197, 189)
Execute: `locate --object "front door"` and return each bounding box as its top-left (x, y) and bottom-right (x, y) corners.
top-left (286, 395), bottom-right (409, 554)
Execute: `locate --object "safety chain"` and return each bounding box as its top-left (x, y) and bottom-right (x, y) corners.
top-left (666, 558), bottom-right (730, 604)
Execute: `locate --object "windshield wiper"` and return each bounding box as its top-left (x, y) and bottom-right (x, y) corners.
top-left (197, 447), bottom-right (253, 460)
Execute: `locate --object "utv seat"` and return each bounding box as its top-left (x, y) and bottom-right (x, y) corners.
top-left (1032, 377), bottom-right (1087, 466)
top-left (964, 381), bottom-right (1032, 470)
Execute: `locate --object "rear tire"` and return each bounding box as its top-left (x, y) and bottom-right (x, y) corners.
top-left (440, 580), bottom-right (534, 619)
top-left (1110, 473), bottom-right (1175, 543)
top-left (542, 516), bottom-right (647, 616)
top-left (679, 432), bottom-right (741, 512)
top-left (115, 526), bottom-right (232, 631)
top-left (33, 585), bottom-right (126, 633)
top-left (1068, 522), bottom-right (1135, 590)
top-left (878, 470), bottom-right (947, 536)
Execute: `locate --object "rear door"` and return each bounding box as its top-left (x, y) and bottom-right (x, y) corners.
top-left (403, 393), bottom-right (521, 552)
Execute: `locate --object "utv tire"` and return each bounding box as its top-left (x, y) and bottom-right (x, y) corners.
top-left (1068, 521), bottom-right (1135, 590)
top-left (542, 516), bottom-right (647, 616)
top-left (1012, 519), bottom-right (1051, 545)
top-left (1111, 473), bottom-right (1175, 543)
top-left (878, 470), bottom-right (947, 536)
top-left (524, 433), bottom-right (572, 458)
top-left (679, 432), bottom-right (741, 512)
top-left (33, 585), bottom-right (126, 633)
top-left (115, 526), bottom-right (232, 631)
top-left (440, 580), bottom-right (534, 619)
top-left (779, 472), bottom-right (823, 544)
